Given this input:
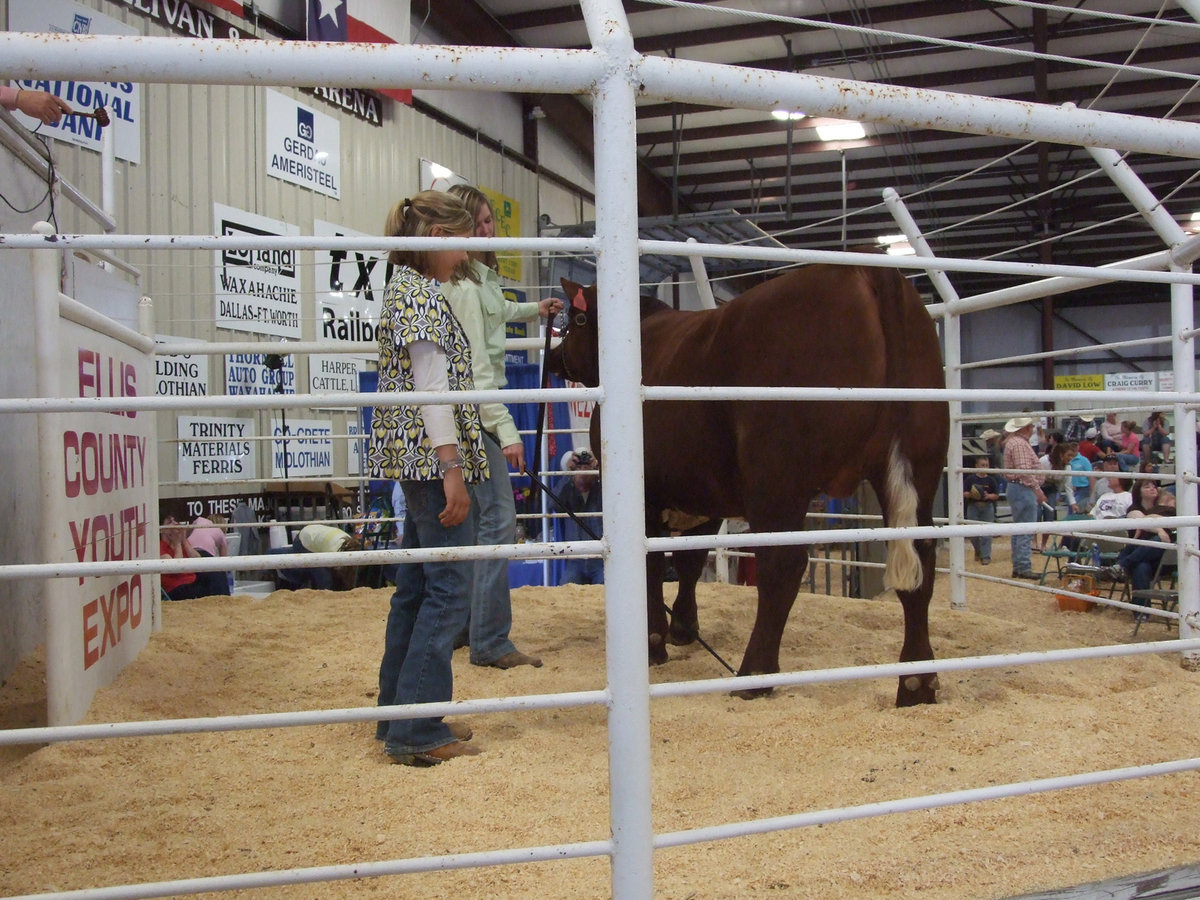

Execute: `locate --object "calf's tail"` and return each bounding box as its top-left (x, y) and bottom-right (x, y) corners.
top-left (883, 439), bottom-right (923, 592)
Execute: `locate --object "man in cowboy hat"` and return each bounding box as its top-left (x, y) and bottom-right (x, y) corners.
top-left (1002, 416), bottom-right (1046, 579)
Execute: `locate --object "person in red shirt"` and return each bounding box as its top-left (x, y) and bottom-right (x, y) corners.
top-left (160, 511), bottom-right (231, 601)
top-left (1077, 427), bottom-right (1102, 463)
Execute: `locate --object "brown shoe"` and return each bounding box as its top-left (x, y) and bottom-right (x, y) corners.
top-left (447, 721), bottom-right (473, 742)
top-left (486, 650), bottom-right (543, 669)
top-left (388, 740), bottom-right (482, 767)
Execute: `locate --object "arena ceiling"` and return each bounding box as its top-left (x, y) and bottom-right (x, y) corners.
top-left (423, 1), bottom-right (1200, 304)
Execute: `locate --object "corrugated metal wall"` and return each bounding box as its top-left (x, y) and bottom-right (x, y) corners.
top-left (2, 0), bottom-right (572, 509)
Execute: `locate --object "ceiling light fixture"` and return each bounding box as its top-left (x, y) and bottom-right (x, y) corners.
top-left (771, 109), bottom-right (806, 121)
top-left (815, 120), bottom-right (866, 141)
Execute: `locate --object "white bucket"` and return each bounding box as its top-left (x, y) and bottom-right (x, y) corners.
top-left (268, 524), bottom-right (289, 549)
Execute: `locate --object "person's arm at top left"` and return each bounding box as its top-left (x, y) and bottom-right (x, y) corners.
top-left (0, 86), bottom-right (72, 124)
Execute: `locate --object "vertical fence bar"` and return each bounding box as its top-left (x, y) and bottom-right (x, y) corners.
top-left (882, 189), bottom-right (967, 608)
top-left (1170, 267), bottom-right (1199, 660)
top-left (581, 1), bottom-right (655, 896)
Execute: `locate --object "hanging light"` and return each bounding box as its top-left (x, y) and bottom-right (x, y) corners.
top-left (771, 109), bottom-right (806, 121)
top-left (816, 120), bottom-right (866, 141)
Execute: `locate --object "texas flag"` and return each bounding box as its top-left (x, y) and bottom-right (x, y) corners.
top-left (308, 0), bottom-right (347, 42)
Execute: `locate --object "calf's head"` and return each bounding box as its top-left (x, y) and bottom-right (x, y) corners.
top-left (545, 279), bottom-right (601, 387)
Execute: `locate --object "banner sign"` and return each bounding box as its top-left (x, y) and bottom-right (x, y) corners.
top-left (8, 0), bottom-right (142, 163)
top-left (271, 417), bottom-right (333, 478)
top-left (177, 415), bottom-right (256, 484)
top-left (348, 420), bottom-right (364, 476)
top-left (1053, 374), bottom-right (1104, 391)
top-left (46, 323), bottom-right (156, 724)
top-left (154, 334), bottom-right (209, 397)
top-left (313, 219), bottom-right (385, 346)
top-left (1106, 372), bottom-right (1157, 392)
top-left (179, 492), bottom-right (266, 521)
top-left (115, 0), bottom-right (248, 39)
top-left (308, 352), bottom-right (367, 409)
top-left (265, 89), bottom-right (341, 199)
top-left (482, 187), bottom-right (522, 282)
top-left (225, 352), bottom-right (296, 396)
top-left (214, 203), bottom-right (301, 339)
top-left (504, 290), bottom-right (529, 365)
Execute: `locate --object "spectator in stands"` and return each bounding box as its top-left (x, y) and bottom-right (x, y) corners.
top-left (962, 455), bottom-right (999, 564)
top-left (1141, 411), bottom-right (1172, 465)
top-left (188, 514), bottom-right (228, 559)
top-left (1002, 417), bottom-right (1045, 580)
top-left (0, 86), bottom-right (72, 124)
top-left (1096, 412), bottom-right (1123, 454)
top-left (1036, 442), bottom-right (1078, 550)
top-left (555, 447), bottom-right (604, 584)
top-left (160, 510), bottom-right (232, 601)
top-left (1067, 442), bottom-right (1095, 512)
top-left (1078, 427), bottom-right (1103, 464)
top-left (275, 523), bottom-right (363, 592)
top-left (1117, 420), bottom-right (1143, 471)
top-left (1061, 414), bottom-right (1093, 445)
top-left (1105, 480), bottom-right (1175, 594)
top-left (1090, 475), bottom-right (1134, 521)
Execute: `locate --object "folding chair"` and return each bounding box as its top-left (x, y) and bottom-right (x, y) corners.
top-left (1132, 548), bottom-right (1178, 636)
top-left (1037, 514), bottom-right (1088, 585)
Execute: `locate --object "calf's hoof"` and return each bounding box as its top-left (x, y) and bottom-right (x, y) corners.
top-left (730, 686), bottom-right (774, 701)
top-left (896, 673), bottom-right (940, 707)
top-left (666, 621), bottom-right (698, 646)
top-left (648, 633), bottom-right (669, 666)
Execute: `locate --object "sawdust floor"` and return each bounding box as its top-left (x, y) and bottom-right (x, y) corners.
top-left (2, 543), bottom-right (1199, 899)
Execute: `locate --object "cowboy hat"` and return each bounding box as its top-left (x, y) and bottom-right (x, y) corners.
top-left (978, 429), bottom-right (1001, 440)
top-left (1004, 416), bottom-right (1034, 433)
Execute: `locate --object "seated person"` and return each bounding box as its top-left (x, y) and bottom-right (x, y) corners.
top-left (275, 523), bottom-right (363, 591)
top-left (554, 448), bottom-right (604, 585)
top-left (1096, 412), bottom-right (1123, 454)
top-left (188, 514), bottom-right (228, 558)
top-left (1116, 421), bottom-right (1143, 472)
top-left (1090, 475), bottom-right (1134, 521)
top-left (160, 511), bottom-right (232, 601)
top-left (1106, 481), bottom-right (1175, 594)
top-left (1141, 411), bottom-right (1172, 464)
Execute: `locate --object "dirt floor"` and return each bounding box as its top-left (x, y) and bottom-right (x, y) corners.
top-left (2, 543), bottom-right (1199, 899)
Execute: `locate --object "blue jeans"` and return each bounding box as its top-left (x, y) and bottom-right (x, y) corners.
top-left (1007, 482), bottom-right (1038, 573)
top-left (461, 435), bottom-right (520, 665)
top-left (562, 557), bottom-right (605, 585)
top-left (376, 479), bottom-right (475, 756)
top-left (964, 501), bottom-right (994, 561)
top-left (1116, 539), bottom-right (1164, 592)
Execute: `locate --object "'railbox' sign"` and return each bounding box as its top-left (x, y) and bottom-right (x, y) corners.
top-left (313, 218), bottom-right (385, 346)
top-left (214, 204), bottom-right (301, 339)
top-left (177, 416), bottom-right (256, 484)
